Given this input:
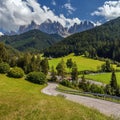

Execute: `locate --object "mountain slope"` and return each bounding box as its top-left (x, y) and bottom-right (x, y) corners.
top-left (0, 29), bottom-right (63, 52)
top-left (44, 17), bottom-right (120, 61)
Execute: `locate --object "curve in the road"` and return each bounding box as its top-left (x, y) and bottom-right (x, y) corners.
top-left (41, 83), bottom-right (120, 118)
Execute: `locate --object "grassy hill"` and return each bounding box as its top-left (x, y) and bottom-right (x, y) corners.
top-left (49, 54), bottom-right (105, 72)
top-left (44, 17), bottom-right (120, 62)
top-left (0, 30), bottom-right (62, 52)
top-left (0, 74), bottom-right (112, 120)
top-left (86, 72), bottom-right (120, 85)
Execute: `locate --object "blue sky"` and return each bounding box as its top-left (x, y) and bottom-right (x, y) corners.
top-left (0, 0), bottom-right (120, 33)
top-left (38, 0), bottom-right (111, 22)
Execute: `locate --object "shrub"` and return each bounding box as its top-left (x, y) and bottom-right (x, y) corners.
top-left (0, 62), bottom-right (10, 74)
top-left (26, 72), bottom-right (47, 85)
top-left (60, 80), bottom-right (72, 87)
top-left (79, 81), bottom-right (90, 92)
top-left (90, 84), bottom-right (104, 94)
top-left (8, 67), bottom-right (24, 78)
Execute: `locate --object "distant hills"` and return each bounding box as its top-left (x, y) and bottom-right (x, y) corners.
top-left (44, 17), bottom-right (120, 62)
top-left (0, 29), bottom-right (62, 52)
top-left (7, 19), bottom-right (95, 37)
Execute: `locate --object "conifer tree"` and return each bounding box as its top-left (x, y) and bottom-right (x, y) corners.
top-left (66, 58), bottom-right (73, 71)
top-left (110, 70), bottom-right (118, 89)
top-left (71, 62), bottom-right (78, 83)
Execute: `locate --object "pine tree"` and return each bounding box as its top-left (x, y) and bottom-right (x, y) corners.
top-left (71, 62), bottom-right (78, 83)
top-left (110, 70), bottom-right (118, 89)
top-left (66, 58), bottom-right (73, 71)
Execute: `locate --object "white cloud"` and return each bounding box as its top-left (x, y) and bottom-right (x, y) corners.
top-left (63, 1), bottom-right (76, 14)
top-left (51, 0), bottom-right (56, 6)
top-left (0, 0), bottom-right (81, 32)
top-left (0, 32), bottom-right (4, 36)
top-left (91, 1), bottom-right (120, 20)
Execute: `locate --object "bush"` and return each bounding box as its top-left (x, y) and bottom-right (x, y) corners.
top-left (79, 81), bottom-right (90, 92)
top-left (90, 84), bottom-right (104, 94)
top-left (0, 62), bottom-right (10, 74)
top-left (8, 67), bottom-right (24, 78)
top-left (60, 80), bottom-right (72, 87)
top-left (26, 72), bottom-right (47, 85)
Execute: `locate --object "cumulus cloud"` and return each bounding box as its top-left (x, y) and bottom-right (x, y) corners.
top-left (0, 0), bottom-right (80, 32)
top-left (91, 0), bottom-right (120, 20)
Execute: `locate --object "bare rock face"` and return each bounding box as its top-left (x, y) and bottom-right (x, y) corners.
top-left (7, 19), bottom-right (95, 37)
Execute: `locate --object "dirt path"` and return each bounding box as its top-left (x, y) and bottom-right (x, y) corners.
top-left (41, 83), bottom-right (120, 118)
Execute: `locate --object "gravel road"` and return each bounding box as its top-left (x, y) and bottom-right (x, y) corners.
top-left (41, 83), bottom-right (120, 118)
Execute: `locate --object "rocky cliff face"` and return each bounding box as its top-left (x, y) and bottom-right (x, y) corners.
top-left (9, 19), bottom-right (95, 37)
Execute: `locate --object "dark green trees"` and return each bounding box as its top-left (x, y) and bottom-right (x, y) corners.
top-left (66, 58), bottom-right (73, 71)
top-left (51, 66), bottom-right (57, 82)
top-left (0, 42), bottom-right (8, 62)
top-left (110, 71), bottom-right (118, 89)
top-left (101, 60), bottom-right (112, 72)
top-left (56, 59), bottom-right (66, 78)
top-left (105, 70), bottom-right (119, 96)
top-left (41, 58), bottom-right (49, 75)
top-left (71, 62), bottom-right (78, 83)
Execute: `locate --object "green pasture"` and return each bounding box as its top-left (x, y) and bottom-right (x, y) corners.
top-left (49, 54), bottom-right (105, 72)
top-left (85, 72), bottom-right (120, 85)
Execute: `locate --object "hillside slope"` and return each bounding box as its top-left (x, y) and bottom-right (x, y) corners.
top-left (0, 74), bottom-right (112, 120)
top-left (44, 17), bottom-right (120, 61)
top-left (0, 29), bottom-right (62, 52)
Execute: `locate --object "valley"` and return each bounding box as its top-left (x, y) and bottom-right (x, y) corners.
top-left (0, 3), bottom-right (120, 119)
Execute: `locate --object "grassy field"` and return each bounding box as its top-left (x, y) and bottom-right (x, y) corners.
top-left (49, 54), bottom-right (105, 72)
top-left (85, 72), bottom-right (120, 85)
top-left (0, 74), bottom-right (113, 120)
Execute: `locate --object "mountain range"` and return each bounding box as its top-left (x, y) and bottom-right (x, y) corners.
top-left (7, 19), bottom-right (95, 37)
top-left (1, 17), bottom-right (120, 62)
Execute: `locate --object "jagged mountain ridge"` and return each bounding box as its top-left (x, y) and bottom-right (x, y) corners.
top-left (18, 19), bottom-right (95, 37)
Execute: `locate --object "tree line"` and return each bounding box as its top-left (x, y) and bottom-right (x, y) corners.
top-left (44, 17), bottom-right (120, 62)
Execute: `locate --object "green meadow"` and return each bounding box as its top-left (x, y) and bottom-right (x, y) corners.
top-left (0, 74), bottom-right (112, 120)
top-left (49, 54), bottom-right (105, 72)
top-left (85, 72), bottom-right (120, 85)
